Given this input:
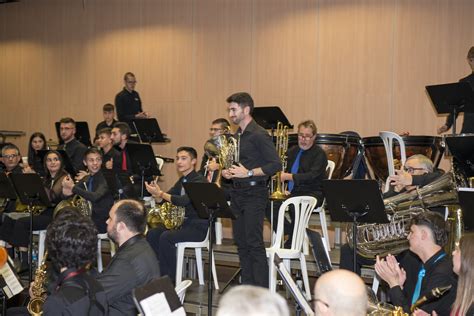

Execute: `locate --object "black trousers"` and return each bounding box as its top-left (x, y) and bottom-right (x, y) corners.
top-left (146, 219), bottom-right (208, 282)
top-left (231, 185), bottom-right (269, 288)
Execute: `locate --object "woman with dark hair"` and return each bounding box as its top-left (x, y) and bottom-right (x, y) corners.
top-left (27, 132), bottom-right (48, 176)
top-left (0, 151), bottom-right (71, 269)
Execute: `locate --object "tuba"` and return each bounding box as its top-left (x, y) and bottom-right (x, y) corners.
top-left (270, 122), bottom-right (289, 201)
top-left (349, 172), bottom-right (459, 258)
top-left (147, 202), bottom-right (186, 230)
top-left (27, 251), bottom-right (48, 316)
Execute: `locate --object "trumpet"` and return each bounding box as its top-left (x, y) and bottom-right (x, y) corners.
top-left (270, 122), bottom-right (289, 201)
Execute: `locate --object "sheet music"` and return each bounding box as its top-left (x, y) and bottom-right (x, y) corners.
top-left (459, 187), bottom-right (474, 192)
top-left (140, 292), bottom-right (185, 316)
top-left (0, 261), bottom-right (24, 298)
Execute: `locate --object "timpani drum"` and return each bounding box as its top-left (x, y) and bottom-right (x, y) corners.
top-left (363, 135), bottom-right (445, 181)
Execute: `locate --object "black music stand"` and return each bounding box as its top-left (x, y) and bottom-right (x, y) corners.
top-left (445, 135), bottom-right (474, 178)
top-left (306, 229), bottom-right (332, 275)
top-left (55, 121), bottom-right (92, 147)
top-left (127, 143), bottom-right (161, 198)
top-left (132, 119), bottom-right (168, 144)
top-left (458, 188), bottom-right (474, 232)
top-left (37, 149), bottom-right (77, 177)
top-left (322, 179), bottom-right (388, 273)
top-left (182, 182), bottom-right (236, 316)
top-left (252, 106), bottom-right (293, 130)
top-left (426, 82), bottom-right (474, 135)
top-left (9, 173), bottom-right (51, 283)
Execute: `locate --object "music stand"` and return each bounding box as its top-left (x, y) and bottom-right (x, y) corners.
top-left (9, 173), bottom-right (51, 283)
top-left (252, 106), bottom-right (293, 130)
top-left (426, 82), bottom-right (474, 135)
top-left (182, 182), bottom-right (236, 316)
top-left (445, 135), bottom-right (474, 178)
top-left (274, 254), bottom-right (314, 316)
top-left (322, 179), bottom-right (388, 273)
top-left (306, 229), bottom-right (332, 275)
top-left (127, 143), bottom-right (161, 198)
top-left (55, 121), bottom-right (92, 147)
top-left (458, 188), bottom-right (474, 232)
top-left (37, 149), bottom-right (77, 177)
top-left (132, 119), bottom-right (168, 144)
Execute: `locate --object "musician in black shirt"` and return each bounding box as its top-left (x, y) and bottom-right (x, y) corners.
top-left (145, 147), bottom-right (208, 282)
top-left (115, 72), bottom-right (149, 122)
top-left (57, 117), bottom-right (88, 173)
top-left (62, 148), bottom-right (114, 233)
top-left (27, 132), bottom-right (48, 176)
top-left (96, 128), bottom-right (121, 171)
top-left (95, 103), bottom-right (117, 141)
top-left (222, 92), bottom-right (281, 288)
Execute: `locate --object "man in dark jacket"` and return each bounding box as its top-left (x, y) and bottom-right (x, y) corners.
top-left (97, 199), bottom-right (160, 315)
top-left (57, 117), bottom-right (88, 173)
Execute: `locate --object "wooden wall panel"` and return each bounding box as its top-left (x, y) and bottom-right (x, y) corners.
top-left (1, 0), bottom-right (474, 189)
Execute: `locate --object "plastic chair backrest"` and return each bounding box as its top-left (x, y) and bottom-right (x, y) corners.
top-left (379, 131), bottom-right (406, 177)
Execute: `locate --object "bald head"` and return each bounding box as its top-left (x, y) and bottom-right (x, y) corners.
top-left (314, 270), bottom-right (367, 316)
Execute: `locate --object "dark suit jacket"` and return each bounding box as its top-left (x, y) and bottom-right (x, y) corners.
top-left (58, 138), bottom-right (88, 172)
top-left (168, 170), bottom-right (208, 221)
top-left (97, 235), bottom-right (160, 316)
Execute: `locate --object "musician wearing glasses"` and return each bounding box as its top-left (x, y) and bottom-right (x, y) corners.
top-left (339, 154), bottom-right (445, 275)
top-left (200, 118), bottom-right (231, 182)
top-left (374, 212), bottom-right (457, 315)
top-left (222, 92), bottom-right (281, 288)
top-left (266, 120), bottom-right (328, 248)
top-left (115, 72), bottom-right (149, 122)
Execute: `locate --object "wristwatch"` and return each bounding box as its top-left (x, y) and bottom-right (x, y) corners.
top-left (247, 169), bottom-right (254, 177)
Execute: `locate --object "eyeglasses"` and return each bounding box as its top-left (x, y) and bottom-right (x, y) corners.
top-left (2, 154), bottom-right (18, 160)
top-left (126, 80), bottom-right (137, 84)
top-left (210, 128), bottom-right (223, 132)
top-left (403, 166), bottom-right (427, 173)
top-left (298, 134), bottom-right (314, 140)
top-left (60, 127), bottom-right (73, 131)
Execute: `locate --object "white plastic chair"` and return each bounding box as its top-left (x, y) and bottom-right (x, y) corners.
top-left (266, 196), bottom-right (317, 300)
top-left (175, 280), bottom-right (193, 304)
top-left (175, 229), bottom-right (219, 290)
top-left (97, 233), bottom-right (116, 272)
top-left (379, 131), bottom-right (407, 178)
top-left (33, 230), bottom-right (46, 268)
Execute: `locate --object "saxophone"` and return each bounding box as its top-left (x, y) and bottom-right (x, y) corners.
top-left (27, 251), bottom-right (48, 315)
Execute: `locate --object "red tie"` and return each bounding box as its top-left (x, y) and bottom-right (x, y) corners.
top-left (122, 150), bottom-right (127, 171)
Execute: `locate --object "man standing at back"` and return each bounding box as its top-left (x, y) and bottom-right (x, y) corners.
top-left (57, 117), bottom-right (88, 172)
top-left (97, 199), bottom-right (160, 315)
top-left (115, 72), bottom-right (149, 122)
top-left (222, 92), bottom-right (281, 288)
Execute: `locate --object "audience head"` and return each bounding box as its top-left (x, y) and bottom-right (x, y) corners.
top-left (43, 150), bottom-right (65, 178)
top-left (216, 285), bottom-right (289, 316)
top-left (46, 207), bottom-right (98, 273)
top-left (1, 143), bottom-right (21, 171)
top-left (59, 117), bottom-right (77, 143)
top-left (111, 122), bottom-right (131, 146)
top-left (452, 233), bottom-right (474, 315)
top-left (297, 120), bottom-right (318, 150)
top-left (107, 200), bottom-right (146, 245)
top-left (408, 211), bottom-right (447, 255)
top-left (314, 269), bottom-right (367, 316)
top-left (227, 92), bottom-right (254, 125)
top-left (123, 72), bottom-right (137, 92)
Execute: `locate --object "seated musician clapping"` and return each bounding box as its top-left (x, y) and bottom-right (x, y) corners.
top-left (62, 148), bottom-right (114, 233)
top-left (374, 212), bottom-right (457, 315)
top-left (145, 146), bottom-right (208, 283)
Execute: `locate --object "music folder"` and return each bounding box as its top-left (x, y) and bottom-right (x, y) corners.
top-left (132, 276), bottom-right (184, 316)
